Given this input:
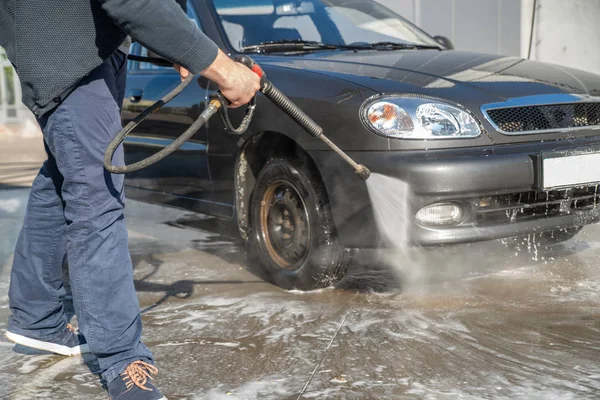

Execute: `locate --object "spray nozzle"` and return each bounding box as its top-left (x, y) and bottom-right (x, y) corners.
top-left (355, 165), bottom-right (371, 180)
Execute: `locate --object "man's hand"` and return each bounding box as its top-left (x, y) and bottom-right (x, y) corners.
top-left (200, 50), bottom-right (261, 108)
top-left (174, 64), bottom-right (191, 82)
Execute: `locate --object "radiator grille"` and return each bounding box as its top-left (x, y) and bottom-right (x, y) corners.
top-left (486, 103), bottom-right (600, 133)
top-left (477, 185), bottom-right (600, 225)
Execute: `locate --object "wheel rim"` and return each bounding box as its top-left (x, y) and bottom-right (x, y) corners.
top-left (259, 181), bottom-right (310, 270)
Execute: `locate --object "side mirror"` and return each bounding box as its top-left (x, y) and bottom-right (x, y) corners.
top-left (433, 35), bottom-right (454, 50)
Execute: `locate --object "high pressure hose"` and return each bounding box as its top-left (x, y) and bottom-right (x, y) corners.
top-left (103, 74), bottom-right (217, 174)
top-left (103, 55), bottom-right (370, 180)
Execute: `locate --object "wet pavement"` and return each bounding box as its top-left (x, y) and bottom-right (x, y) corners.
top-left (1, 161), bottom-right (600, 399)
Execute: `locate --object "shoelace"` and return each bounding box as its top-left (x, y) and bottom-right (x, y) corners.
top-left (120, 360), bottom-right (159, 392)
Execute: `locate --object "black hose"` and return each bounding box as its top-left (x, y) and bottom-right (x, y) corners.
top-left (127, 54), bottom-right (174, 67)
top-left (103, 74), bottom-right (218, 174)
top-left (105, 55), bottom-right (370, 179)
top-left (104, 55), bottom-right (255, 175)
top-left (261, 81), bottom-right (323, 138)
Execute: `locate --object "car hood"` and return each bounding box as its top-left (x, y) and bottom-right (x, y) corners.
top-left (261, 50), bottom-right (600, 107)
top-left (259, 50), bottom-right (600, 147)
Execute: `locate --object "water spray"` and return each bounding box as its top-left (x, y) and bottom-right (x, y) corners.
top-left (104, 55), bottom-right (370, 180)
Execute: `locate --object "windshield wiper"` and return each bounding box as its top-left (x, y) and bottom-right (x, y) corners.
top-left (346, 41), bottom-right (442, 51)
top-left (239, 40), bottom-right (442, 54)
top-left (239, 40), bottom-right (339, 54)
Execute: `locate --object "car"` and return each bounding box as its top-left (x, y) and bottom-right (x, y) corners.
top-left (122, 0), bottom-right (600, 290)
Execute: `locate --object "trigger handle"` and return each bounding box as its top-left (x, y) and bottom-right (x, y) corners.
top-left (233, 55), bottom-right (267, 88)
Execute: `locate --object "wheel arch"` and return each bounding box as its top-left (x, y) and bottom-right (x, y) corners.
top-left (234, 131), bottom-right (327, 240)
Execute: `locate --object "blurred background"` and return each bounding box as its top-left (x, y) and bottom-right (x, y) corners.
top-left (2, 0), bottom-right (600, 148)
top-left (380, 0), bottom-right (600, 73)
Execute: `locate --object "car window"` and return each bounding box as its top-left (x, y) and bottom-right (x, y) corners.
top-left (211, 0), bottom-right (439, 52)
top-left (138, 0), bottom-right (204, 71)
top-left (272, 15), bottom-right (321, 43)
top-left (327, 6), bottom-right (431, 45)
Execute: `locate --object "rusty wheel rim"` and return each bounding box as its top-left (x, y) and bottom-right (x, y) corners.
top-left (259, 181), bottom-right (310, 270)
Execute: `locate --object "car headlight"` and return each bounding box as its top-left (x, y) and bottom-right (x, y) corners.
top-left (362, 96), bottom-right (482, 139)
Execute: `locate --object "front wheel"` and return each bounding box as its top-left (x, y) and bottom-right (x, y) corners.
top-left (247, 158), bottom-right (350, 290)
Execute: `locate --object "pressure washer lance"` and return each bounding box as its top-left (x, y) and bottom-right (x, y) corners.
top-left (104, 55), bottom-right (371, 180)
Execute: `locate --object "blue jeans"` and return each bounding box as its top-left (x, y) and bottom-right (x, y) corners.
top-left (8, 51), bottom-right (153, 384)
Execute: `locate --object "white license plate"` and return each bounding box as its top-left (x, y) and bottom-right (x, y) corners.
top-left (543, 152), bottom-right (600, 189)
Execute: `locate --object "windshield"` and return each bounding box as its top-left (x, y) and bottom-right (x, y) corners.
top-left (210, 0), bottom-right (440, 52)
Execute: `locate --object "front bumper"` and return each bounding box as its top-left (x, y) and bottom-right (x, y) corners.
top-left (310, 137), bottom-right (600, 247)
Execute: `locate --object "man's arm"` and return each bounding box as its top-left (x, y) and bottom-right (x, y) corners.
top-left (98, 0), bottom-right (261, 107)
top-left (97, 0), bottom-right (217, 74)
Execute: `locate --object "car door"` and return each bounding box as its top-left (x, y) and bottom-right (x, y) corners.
top-left (202, 76), bottom-right (240, 218)
top-left (122, 1), bottom-right (214, 210)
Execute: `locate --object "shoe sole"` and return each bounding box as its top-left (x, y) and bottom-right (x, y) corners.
top-left (5, 331), bottom-right (90, 356)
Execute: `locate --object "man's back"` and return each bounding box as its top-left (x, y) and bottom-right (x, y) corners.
top-left (0, 0), bottom-right (217, 117)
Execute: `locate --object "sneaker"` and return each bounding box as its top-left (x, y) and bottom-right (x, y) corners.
top-left (108, 360), bottom-right (167, 400)
top-left (5, 323), bottom-right (89, 356)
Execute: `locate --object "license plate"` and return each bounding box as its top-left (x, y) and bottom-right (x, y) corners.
top-left (543, 152), bottom-right (600, 189)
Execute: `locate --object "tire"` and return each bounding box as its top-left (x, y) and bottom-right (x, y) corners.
top-left (247, 157), bottom-right (350, 290)
top-left (538, 227), bottom-right (583, 245)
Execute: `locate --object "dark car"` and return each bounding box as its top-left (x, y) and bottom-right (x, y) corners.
top-left (123, 0), bottom-right (600, 290)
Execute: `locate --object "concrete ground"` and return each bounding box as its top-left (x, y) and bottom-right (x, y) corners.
top-left (1, 135), bottom-right (600, 399)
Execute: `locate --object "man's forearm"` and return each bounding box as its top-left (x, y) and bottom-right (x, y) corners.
top-left (97, 0), bottom-right (218, 74)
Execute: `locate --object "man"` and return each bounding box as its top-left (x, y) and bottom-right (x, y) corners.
top-left (0, 0), bottom-right (260, 398)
